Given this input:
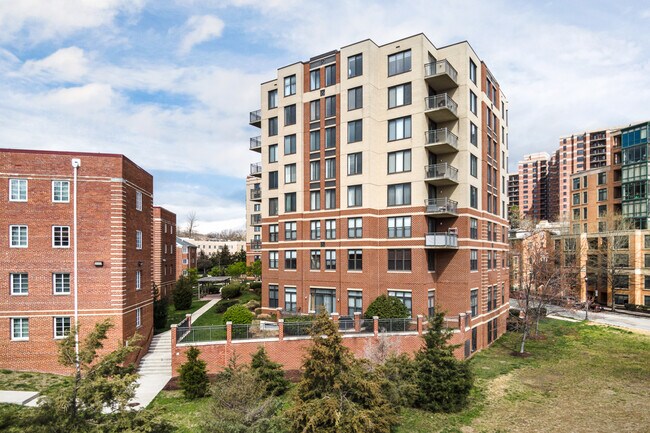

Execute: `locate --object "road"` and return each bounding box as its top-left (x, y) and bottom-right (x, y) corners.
top-left (509, 299), bottom-right (650, 333)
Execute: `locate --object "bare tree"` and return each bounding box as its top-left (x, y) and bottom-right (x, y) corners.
top-left (186, 211), bottom-right (198, 237)
top-left (207, 228), bottom-right (246, 241)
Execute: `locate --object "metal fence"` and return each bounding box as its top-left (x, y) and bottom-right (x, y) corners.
top-left (377, 318), bottom-right (414, 333)
top-left (283, 321), bottom-right (313, 337)
top-left (177, 325), bottom-right (228, 343)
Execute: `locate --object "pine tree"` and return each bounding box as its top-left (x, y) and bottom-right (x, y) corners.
top-left (251, 347), bottom-right (289, 396)
top-left (178, 346), bottom-right (210, 399)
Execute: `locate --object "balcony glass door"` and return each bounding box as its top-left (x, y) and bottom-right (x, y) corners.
top-left (310, 288), bottom-right (336, 313)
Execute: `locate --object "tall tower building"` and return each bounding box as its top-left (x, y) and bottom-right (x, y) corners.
top-left (512, 152), bottom-right (550, 222)
top-left (247, 34), bottom-right (510, 355)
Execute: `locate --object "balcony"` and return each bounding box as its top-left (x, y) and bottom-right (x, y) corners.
top-left (425, 231), bottom-right (458, 249)
top-left (249, 109), bottom-right (261, 127)
top-left (424, 94), bottom-right (458, 123)
top-left (251, 214), bottom-right (261, 225)
top-left (425, 163), bottom-right (459, 186)
top-left (251, 240), bottom-right (262, 250)
top-left (250, 188), bottom-right (262, 201)
top-left (425, 128), bottom-right (458, 154)
top-left (425, 197), bottom-right (458, 217)
top-left (250, 136), bottom-right (262, 152)
top-left (424, 60), bottom-right (458, 90)
top-left (250, 162), bottom-right (262, 176)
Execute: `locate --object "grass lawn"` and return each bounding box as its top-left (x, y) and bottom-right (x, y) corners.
top-left (158, 298), bottom-right (209, 333)
top-left (152, 319), bottom-right (650, 433)
top-left (191, 290), bottom-right (260, 327)
top-left (0, 369), bottom-right (70, 394)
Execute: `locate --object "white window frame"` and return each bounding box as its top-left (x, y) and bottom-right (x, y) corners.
top-left (52, 225), bottom-right (70, 248)
top-left (136, 270), bottom-right (142, 290)
top-left (53, 316), bottom-right (71, 339)
top-left (52, 180), bottom-right (70, 203)
top-left (136, 190), bottom-right (143, 211)
top-left (53, 273), bottom-right (71, 295)
top-left (136, 307), bottom-right (142, 328)
top-left (10, 273), bottom-right (28, 296)
top-left (10, 225), bottom-right (28, 248)
top-left (388, 150), bottom-right (412, 174)
top-left (136, 230), bottom-right (143, 250)
top-left (11, 317), bottom-right (29, 341)
top-left (9, 179), bottom-right (27, 202)
top-left (388, 290), bottom-right (412, 316)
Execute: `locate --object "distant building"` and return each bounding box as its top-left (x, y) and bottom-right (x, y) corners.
top-left (176, 237), bottom-right (197, 278)
top-left (180, 238), bottom-right (245, 256)
top-left (245, 175), bottom-right (262, 264)
top-left (153, 207), bottom-right (177, 297)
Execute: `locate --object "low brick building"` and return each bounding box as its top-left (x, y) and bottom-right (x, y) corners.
top-left (0, 149), bottom-right (155, 373)
top-left (153, 207), bottom-right (177, 298)
top-left (176, 237), bottom-right (197, 278)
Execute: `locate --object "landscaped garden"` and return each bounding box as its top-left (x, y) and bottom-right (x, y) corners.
top-left (191, 282), bottom-right (261, 327)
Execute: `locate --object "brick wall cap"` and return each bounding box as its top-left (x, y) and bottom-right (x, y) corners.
top-left (226, 321), bottom-right (233, 325)
top-left (278, 319), bottom-right (284, 323)
top-left (170, 324), bottom-right (178, 328)
top-left (373, 316), bottom-right (379, 320)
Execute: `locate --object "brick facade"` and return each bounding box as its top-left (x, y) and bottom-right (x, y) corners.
top-left (153, 207), bottom-right (177, 298)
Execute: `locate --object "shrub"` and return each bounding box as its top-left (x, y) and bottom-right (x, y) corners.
top-left (220, 283), bottom-right (243, 300)
top-left (173, 277), bottom-right (193, 311)
top-left (214, 299), bottom-right (238, 314)
top-left (223, 304), bottom-right (254, 324)
top-left (251, 347), bottom-right (289, 396)
top-left (364, 295), bottom-right (410, 319)
top-left (250, 281), bottom-right (262, 297)
top-left (178, 347), bottom-right (209, 399)
top-left (624, 303), bottom-right (650, 313)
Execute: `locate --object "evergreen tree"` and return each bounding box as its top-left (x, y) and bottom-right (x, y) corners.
top-left (153, 284), bottom-right (169, 330)
top-left (178, 346), bottom-right (210, 399)
top-left (251, 347), bottom-right (289, 396)
top-left (414, 308), bottom-right (473, 413)
top-left (173, 276), bottom-right (193, 310)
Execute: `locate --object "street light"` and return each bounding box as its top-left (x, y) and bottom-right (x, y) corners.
top-left (71, 158), bottom-right (81, 378)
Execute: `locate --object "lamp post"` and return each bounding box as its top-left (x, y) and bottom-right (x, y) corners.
top-left (71, 158), bottom-right (81, 379)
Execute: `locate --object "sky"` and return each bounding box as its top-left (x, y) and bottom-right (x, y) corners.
top-left (1, 0), bottom-right (649, 233)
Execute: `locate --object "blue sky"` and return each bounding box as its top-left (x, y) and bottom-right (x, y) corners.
top-left (1, 0), bottom-right (649, 232)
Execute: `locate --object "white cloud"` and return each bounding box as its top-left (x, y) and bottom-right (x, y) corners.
top-left (178, 15), bottom-right (225, 54)
top-left (21, 47), bottom-right (90, 82)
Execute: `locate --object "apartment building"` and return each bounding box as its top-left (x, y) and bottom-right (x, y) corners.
top-left (153, 207), bottom-right (177, 298)
top-left (246, 174), bottom-right (263, 264)
top-left (247, 34), bottom-right (510, 355)
top-left (0, 149), bottom-right (154, 373)
top-left (176, 237), bottom-right (197, 278)
top-left (509, 153), bottom-right (550, 222)
top-left (508, 172), bottom-right (519, 213)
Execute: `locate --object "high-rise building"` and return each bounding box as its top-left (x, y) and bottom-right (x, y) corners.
top-left (247, 34), bottom-right (510, 355)
top-left (621, 121), bottom-right (650, 229)
top-left (0, 148), bottom-right (155, 373)
top-left (510, 152), bottom-right (550, 222)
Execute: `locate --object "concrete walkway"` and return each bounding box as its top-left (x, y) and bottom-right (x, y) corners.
top-left (0, 390), bottom-right (40, 407)
top-left (130, 296), bottom-right (220, 409)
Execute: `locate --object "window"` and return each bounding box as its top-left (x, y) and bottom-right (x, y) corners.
top-left (285, 250), bottom-right (297, 269)
top-left (572, 178), bottom-right (581, 190)
top-left (284, 75), bottom-right (296, 96)
top-left (388, 249), bottom-right (411, 271)
top-left (470, 154), bottom-right (478, 178)
top-left (325, 219), bottom-right (336, 239)
top-left (572, 193), bottom-right (580, 205)
top-left (469, 59), bottom-right (477, 84)
top-left (136, 230), bottom-right (142, 249)
top-left (269, 144), bottom-right (278, 163)
top-left (388, 290), bottom-right (412, 315)
top-left (470, 186), bottom-right (478, 209)
top-left (308, 101), bottom-right (321, 123)
top-left (348, 87), bottom-right (362, 110)
top-left (310, 250), bottom-right (321, 270)
top-left (9, 179), bottom-right (27, 202)
top-left (348, 217), bottom-right (362, 238)
top-left (10, 225), bottom-right (27, 248)
top-left (470, 122), bottom-right (478, 146)
top-left (487, 318), bottom-right (498, 344)
top-left (269, 251), bottom-right (278, 269)
top-left (284, 134), bottom-right (296, 155)
top-left (269, 198), bottom-right (278, 216)
top-left (310, 131), bottom-right (320, 151)
top-left (284, 163), bottom-right (296, 184)
top-left (598, 188), bottom-right (608, 201)
top-left (53, 273), bottom-right (70, 294)
top-left (470, 289), bottom-right (478, 316)
top-left (285, 287), bottom-right (297, 312)
top-left (325, 64), bottom-right (336, 86)
top-left (310, 191), bottom-right (321, 210)
top-left (388, 150), bottom-right (411, 173)
top-left (309, 69), bottom-right (320, 90)
top-left (469, 91), bottom-right (477, 115)
top-left (388, 116), bottom-right (411, 141)
top-left (388, 216), bottom-right (411, 238)
top-left (598, 172), bottom-right (607, 185)
top-left (269, 285), bottom-right (279, 308)
top-left (325, 158), bottom-right (336, 179)
top-left (325, 127), bottom-right (336, 148)
top-left (11, 317), bottom-right (28, 340)
top-left (325, 189), bottom-right (336, 209)
top-left (646, 235), bottom-right (650, 249)
top-left (388, 83), bottom-right (411, 108)
top-left (645, 254), bottom-right (650, 268)
top-left (387, 183), bottom-right (411, 206)
top-left (470, 218), bottom-right (478, 239)
top-left (135, 270), bottom-right (141, 290)
top-left (268, 89), bottom-right (278, 108)
top-left (348, 152), bottom-right (362, 175)
top-left (348, 54), bottom-right (362, 78)
top-left (348, 185), bottom-right (362, 207)
top-left (347, 120), bottom-right (362, 143)
top-left (135, 190), bottom-right (143, 211)
top-left (284, 104), bottom-right (296, 126)
top-left (325, 96), bottom-right (336, 117)
top-left (268, 117), bottom-right (278, 136)
top-left (487, 251), bottom-right (492, 270)
top-left (310, 221), bottom-right (321, 240)
top-left (285, 193), bottom-right (296, 212)
top-left (52, 226), bottom-right (70, 248)
top-left (470, 250), bottom-right (478, 271)
top-left (348, 290), bottom-right (363, 315)
top-left (348, 250), bottom-right (362, 271)
top-left (54, 317), bottom-right (71, 339)
top-left (325, 250), bottom-right (336, 270)
top-left (136, 307), bottom-right (142, 328)
top-left (52, 181), bottom-right (69, 202)
top-left (428, 290), bottom-right (436, 317)
top-left (10, 273), bottom-right (28, 295)
top-left (310, 161), bottom-right (320, 181)
top-left (388, 50), bottom-right (411, 76)
top-left (284, 221), bottom-right (297, 240)
top-left (268, 171), bottom-right (278, 189)
top-left (267, 225), bottom-right (278, 243)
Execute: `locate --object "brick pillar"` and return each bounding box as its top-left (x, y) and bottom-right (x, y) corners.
top-left (417, 315), bottom-right (423, 335)
top-left (170, 324), bottom-right (177, 373)
top-left (459, 313), bottom-right (466, 335)
top-left (276, 307), bottom-right (283, 320)
top-left (226, 321), bottom-right (232, 343)
top-left (466, 310), bottom-right (472, 328)
top-left (373, 316), bottom-right (379, 337)
top-left (353, 312), bottom-right (361, 332)
top-left (278, 319), bottom-right (284, 341)
top-left (330, 312), bottom-right (339, 322)
top-left (185, 313), bottom-right (192, 328)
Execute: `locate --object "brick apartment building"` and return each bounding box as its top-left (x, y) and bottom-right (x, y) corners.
top-left (176, 237), bottom-right (197, 278)
top-left (246, 34), bottom-right (510, 355)
top-left (153, 207), bottom-right (177, 298)
top-left (508, 152), bottom-right (550, 222)
top-left (0, 149), bottom-right (155, 373)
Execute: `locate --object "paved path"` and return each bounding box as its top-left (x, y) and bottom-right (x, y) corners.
top-left (0, 390), bottom-right (40, 407)
top-left (130, 296), bottom-right (220, 409)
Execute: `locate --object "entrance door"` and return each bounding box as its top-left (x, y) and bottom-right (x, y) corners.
top-left (310, 288), bottom-right (336, 313)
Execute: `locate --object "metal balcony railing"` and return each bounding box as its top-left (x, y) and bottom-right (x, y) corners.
top-left (249, 109), bottom-right (261, 124)
top-left (250, 136), bottom-right (261, 150)
top-left (250, 162), bottom-right (262, 176)
top-left (424, 59), bottom-right (458, 84)
top-left (251, 240), bottom-right (262, 250)
top-left (425, 197), bottom-right (458, 215)
top-left (425, 163), bottom-right (459, 183)
top-left (425, 128), bottom-right (458, 149)
top-left (425, 231), bottom-right (458, 248)
top-left (250, 188), bottom-right (262, 200)
top-left (251, 214), bottom-right (261, 224)
top-left (424, 93), bottom-right (458, 116)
